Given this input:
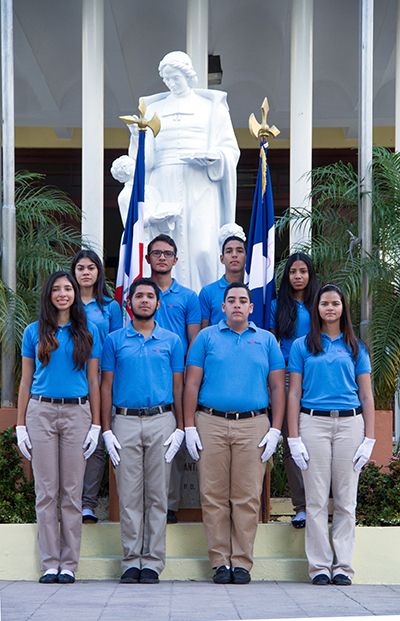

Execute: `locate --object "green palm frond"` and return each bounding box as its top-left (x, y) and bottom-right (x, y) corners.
top-left (277, 146), bottom-right (400, 406)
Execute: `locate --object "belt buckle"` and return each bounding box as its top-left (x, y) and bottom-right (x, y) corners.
top-left (139, 409), bottom-right (145, 416)
top-left (225, 411), bottom-right (236, 419)
top-left (331, 410), bottom-right (339, 418)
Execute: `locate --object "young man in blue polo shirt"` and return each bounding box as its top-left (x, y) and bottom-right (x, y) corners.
top-left (184, 283), bottom-right (286, 584)
top-left (146, 234), bottom-right (201, 524)
top-left (101, 278), bottom-right (185, 584)
top-left (199, 234), bottom-right (247, 328)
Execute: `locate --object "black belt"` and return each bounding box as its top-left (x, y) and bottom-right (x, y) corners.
top-left (198, 404), bottom-right (267, 420)
top-left (115, 404), bottom-right (172, 417)
top-left (301, 406), bottom-right (362, 418)
top-left (31, 395), bottom-right (88, 405)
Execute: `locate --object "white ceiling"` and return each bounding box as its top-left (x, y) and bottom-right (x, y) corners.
top-left (9, 0), bottom-right (398, 140)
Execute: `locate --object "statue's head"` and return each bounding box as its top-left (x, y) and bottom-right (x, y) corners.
top-left (159, 51), bottom-right (198, 95)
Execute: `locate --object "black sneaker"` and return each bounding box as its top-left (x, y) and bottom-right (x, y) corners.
top-left (332, 574), bottom-right (352, 585)
top-left (232, 567), bottom-right (251, 584)
top-left (120, 567), bottom-right (140, 583)
top-left (212, 566), bottom-right (232, 584)
top-left (312, 574), bottom-right (331, 585)
top-left (139, 568), bottom-right (160, 584)
top-left (167, 510), bottom-right (178, 524)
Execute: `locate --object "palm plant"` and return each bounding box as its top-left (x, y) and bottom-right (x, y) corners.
top-left (276, 146), bottom-right (400, 408)
top-left (1, 170), bottom-right (88, 379)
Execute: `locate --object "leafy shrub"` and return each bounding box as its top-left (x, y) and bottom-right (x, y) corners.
top-left (0, 426), bottom-right (36, 523)
top-left (356, 449), bottom-right (400, 526)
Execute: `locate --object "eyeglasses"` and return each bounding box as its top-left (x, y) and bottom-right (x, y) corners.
top-left (149, 250), bottom-right (176, 259)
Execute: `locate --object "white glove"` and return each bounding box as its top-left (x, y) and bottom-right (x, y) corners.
top-left (353, 437), bottom-right (376, 471)
top-left (83, 425), bottom-right (101, 460)
top-left (288, 437), bottom-right (310, 470)
top-left (16, 426), bottom-right (32, 461)
top-left (258, 428), bottom-right (281, 463)
top-left (185, 426), bottom-right (203, 461)
top-left (103, 430), bottom-right (122, 467)
top-left (164, 429), bottom-right (185, 463)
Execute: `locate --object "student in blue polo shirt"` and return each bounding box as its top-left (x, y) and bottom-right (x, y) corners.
top-left (145, 234), bottom-right (201, 524)
top-left (270, 253), bottom-right (319, 529)
top-left (287, 284), bottom-right (375, 586)
top-left (199, 227), bottom-right (247, 328)
top-left (184, 283), bottom-right (285, 585)
top-left (71, 249), bottom-right (123, 524)
top-left (16, 271), bottom-right (101, 584)
top-left (101, 278), bottom-right (184, 584)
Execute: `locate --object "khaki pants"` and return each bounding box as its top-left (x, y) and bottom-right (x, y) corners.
top-left (196, 410), bottom-right (269, 571)
top-left (26, 398), bottom-right (91, 572)
top-left (300, 412), bottom-right (364, 580)
top-left (82, 433), bottom-right (105, 511)
top-left (113, 410), bottom-right (176, 575)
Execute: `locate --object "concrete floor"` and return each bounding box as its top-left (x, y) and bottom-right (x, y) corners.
top-left (1, 580), bottom-right (400, 621)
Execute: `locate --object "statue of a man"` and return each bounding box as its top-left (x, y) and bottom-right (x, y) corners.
top-left (119, 51), bottom-right (240, 293)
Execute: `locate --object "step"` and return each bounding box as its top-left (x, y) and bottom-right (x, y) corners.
top-left (0, 522), bottom-right (399, 583)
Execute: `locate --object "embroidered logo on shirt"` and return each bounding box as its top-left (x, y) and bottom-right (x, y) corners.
top-left (153, 348), bottom-right (169, 354)
top-left (248, 340), bottom-right (262, 345)
top-left (168, 304), bottom-right (174, 309)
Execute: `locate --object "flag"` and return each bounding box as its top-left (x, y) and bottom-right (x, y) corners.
top-left (115, 130), bottom-right (145, 325)
top-left (245, 141), bottom-right (276, 329)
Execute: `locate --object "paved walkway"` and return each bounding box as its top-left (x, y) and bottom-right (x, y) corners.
top-left (1, 580), bottom-right (400, 621)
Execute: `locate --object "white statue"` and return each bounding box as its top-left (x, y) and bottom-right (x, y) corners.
top-left (113, 51), bottom-right (240, 292)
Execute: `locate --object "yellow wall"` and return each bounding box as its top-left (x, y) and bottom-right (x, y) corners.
top-left (14, 126), bottom-right (396, 150)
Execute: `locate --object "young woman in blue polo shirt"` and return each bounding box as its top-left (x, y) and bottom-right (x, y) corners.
top-left (287, 284), bottom-right (375, 586)
top-left (71, 250), bottom-right (122, 523)
top-left (16, 271), bottom-right (101, 584)
top-left (270, 253), bottom-right (319, 528)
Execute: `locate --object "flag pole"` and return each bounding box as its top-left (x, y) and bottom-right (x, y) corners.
top-left (115, 100), bottom-right (160, 325)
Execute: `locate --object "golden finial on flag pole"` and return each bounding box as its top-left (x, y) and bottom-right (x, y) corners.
top-left (120, 98), bottom-right (161, 137)
top-left (248, 97), bottom-right (280, 142)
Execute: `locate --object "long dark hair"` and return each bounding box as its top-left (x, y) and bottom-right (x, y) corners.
top-left (70, 249), bottom-right (112, 310)
top-left (38, 271), bottom-right (93, 369)
top-left (306, 283), bottom-right (360, 359)
top-left (275, 253), bottom-right (319, 341)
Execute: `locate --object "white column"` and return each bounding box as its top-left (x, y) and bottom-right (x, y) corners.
top-left (290, 0), bottom-right (313, 250)
top-left (396, 0), bottom-right (400, 152)
top-left (1, 0), bottom-right (16, 406)
top-left (82, 0), bottom-right (104, 255)
top-left (358, 0), bottom-right (373, 342)
top-left (186, 0), bottom-right (208, 89)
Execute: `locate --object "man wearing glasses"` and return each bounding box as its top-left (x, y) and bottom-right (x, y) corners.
top-left (146, 234), bottom-right (201, 523)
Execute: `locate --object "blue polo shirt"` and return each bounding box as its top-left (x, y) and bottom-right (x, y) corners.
top-left (270, 299), bottom-right (311, 362)
top-left (83, 297), bottom-right (123, 346)
top-left (101, 321), bottom-right (184, 408)
top-left (288, 334), bottom-right (371, 410)
top-left (22, 320), bottom-right (101, 398)
top-left (187, 320), bottom-right (285, 411)
top-left (155, 279), bottom-right (201, 355)
top-left (199, 275), bottom-right (229, 326)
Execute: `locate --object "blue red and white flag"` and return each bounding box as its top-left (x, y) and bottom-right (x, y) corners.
top-left (115, 130), bottom-right (145, 325)
top-left (245, 141), bottom-right (276, 329)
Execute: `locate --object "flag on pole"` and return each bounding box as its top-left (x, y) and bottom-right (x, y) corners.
top-left (245, 141), bottom-right (276, 329)
top-left (115, 130), bottom-right (145, 325)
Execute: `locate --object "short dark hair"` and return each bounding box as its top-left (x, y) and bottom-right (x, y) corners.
top-left (129, 277), bottom-right (160, 302)
top-left (222, 236), bottom-right (247, 255)
top-left (147, 234), bottom-right (177, 255)
top-left (224, 282), bottom-right (252, 303)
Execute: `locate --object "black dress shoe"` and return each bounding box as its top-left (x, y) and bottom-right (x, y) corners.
top-left (312, 574), bottom-right (331, 585)
top-left (57, 572), bottom-right (75, 583)
top-left (212, 566), bottom-right (232, 584)
top-left (332, 574), bottom-right (352, 585)
top-left (232, 567), bottom-right (251, 584)
top-left (39, 573), bottom-right (58, 584)
top-left (167, 510), bottom-right (178, 524)
top-left (120, 567), bottom-right (140, 583)
top-left (139, 568), bottom-right (160, 583)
